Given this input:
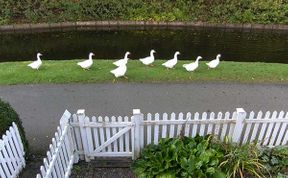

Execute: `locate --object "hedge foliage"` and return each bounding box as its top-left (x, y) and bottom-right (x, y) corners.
top-left (0, 98), bottom-right (29, 158)
top-left (0, 0), bottom-right (288, 25)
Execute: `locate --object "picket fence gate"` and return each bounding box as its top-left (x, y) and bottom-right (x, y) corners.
top-left (37, 108), bottom-right (288, 177)
top-left (0, 123), bottom-right (26, 178)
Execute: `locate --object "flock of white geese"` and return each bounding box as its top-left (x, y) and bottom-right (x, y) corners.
top-left (27, 50), bottom-right (221, 78)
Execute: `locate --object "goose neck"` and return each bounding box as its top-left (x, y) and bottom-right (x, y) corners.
top-left (173, 54), bottom-right (178, 60)
top-left (37, 55), bottom-right (41, 61)
top-left (124, 53), bottom-right (129, 60)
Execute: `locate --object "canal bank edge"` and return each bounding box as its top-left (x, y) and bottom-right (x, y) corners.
top-left (0, 21), bottom-right (288, 33)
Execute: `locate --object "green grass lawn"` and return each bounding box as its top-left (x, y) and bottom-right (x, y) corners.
top-left (0, 59), bottom-right (287, 85)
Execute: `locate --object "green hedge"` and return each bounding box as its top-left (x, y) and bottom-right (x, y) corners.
top-left (0, 0), bottom-right (288, 25)
top-left (0, 98), bottom-right (29, 158)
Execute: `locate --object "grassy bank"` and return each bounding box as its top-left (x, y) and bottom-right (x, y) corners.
top-left (0, 60), bottom-right (287, 85)
top-left (0, 0), bottom-right (287, 25)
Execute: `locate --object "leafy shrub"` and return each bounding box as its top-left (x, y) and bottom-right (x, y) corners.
top-left (0, 98), bottom-right (29, 158)
top-left (217, 137), bottom-right (268, 178)
top-left (0, 0), bottom-right (288, 24)
top-left (131, 135), bottom-right (225, 178)
top-left (259, 146), bottom-right (288, 175)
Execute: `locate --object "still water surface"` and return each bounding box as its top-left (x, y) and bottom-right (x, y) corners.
top-left (0, 28), bottom-right (287, 63)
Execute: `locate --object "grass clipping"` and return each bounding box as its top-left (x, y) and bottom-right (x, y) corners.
top-left (0, 60), bottom-right (287, 85)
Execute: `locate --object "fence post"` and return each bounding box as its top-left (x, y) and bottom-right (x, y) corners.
top-left (59, 110), bottom-right (80, 163)
top-left (232, 108), bottom-right (246, 143)
top-left (77, 109), bottom-right (90, 162)
top-left (132, 109), bottom-right (143, 160)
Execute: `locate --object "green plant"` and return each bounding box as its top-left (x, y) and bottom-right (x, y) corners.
top-left (131, 135), bottom-right (225, 178)
top-left (1, 0), bottom-right (288, 24)
top-left (217, 137), bottom-right (268, 178)
top-left (259, 146), bottom-right (288, 175)
top-left (0, 98), bottom-right (29, 158)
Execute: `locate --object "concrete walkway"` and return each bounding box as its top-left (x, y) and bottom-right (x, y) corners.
top-left (0, 82), bottom-right (287, 153)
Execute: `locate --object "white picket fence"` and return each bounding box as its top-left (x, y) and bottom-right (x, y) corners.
top-left (37, 108), bottom-right (288, 177)
top-left (0, 123), bottom-right (26, 178)
top-left (36, 110), bottom-right (78, 178)
top-left (70, 108), bottom-right (288, 160)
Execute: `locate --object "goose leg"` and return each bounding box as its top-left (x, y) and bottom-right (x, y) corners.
top-left (124, 75), bottom-right (129, 79)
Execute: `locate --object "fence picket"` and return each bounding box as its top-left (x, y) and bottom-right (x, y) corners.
top-left (281, 112), bottom-right (288, 145)
top-left (72, 114), bottom-right (83, 159)
top-left (269, 111), bottom-right (284, 147)
top-left (0, 140), bottom-right (11, 177)
top-left (40, 166), bottom-right (46, 177)
top-left (6, 132), bottom-right (20, 171)
top-left (140, 114), bottom-right (144, 149)
top-left (55, 133), bottom-right (68, 173)
top-left (111, 116), bottom-right (118, 152)
top-left (184, 112), bottom-right (192, 137)
top-left (228, 112), bottom-right (237, 138)
top-left (105, 116), bottom-right (112, 152)
top-left (275, 112), bottom-right (288, 145)
top-left (54, 138), bottom-right (65, 177)
top-left (220, 112), bottom-right (230, 140)
top-left (258, 111), bottom-right (271, 145)
top-left (154, 113), bottom-right (160, 144)
top-left (47, 151), bottom-right (57, 178)
top-left (9, 126), bottom-right (23, 167)
top-left (262, 111), bottom-right (277, 146)
top-left (98, 116), bottom-right (105, 152)
top-left (124, 116), bottom-right (130, 152)
top-left (162, 113), bottom-right (168, 138)
top-left (92, 116), bottom-right (100, 150)
top-left (1, 139), bottom-right (14, 176)
top-left (3, 134), bottom-right (18, 173)
top-left (207, 112), bottom-right (214, 135)
top-left (83, 117), bottom-right (94, 157)
top-left (169, 113), bottom-right (175, 138)
top-left (58, 127), bottom-right (69, 167)
top-left (191, 112), bottom-right (199, 137)
top-left (147, 113), bottom-right (152, 145)
top-left (176, 113), bottom-right (183, 136)
top-left (214, 112), bottom-right (222, 139)
top-left (118, 116), bottom-right (124, 152)
top-left (249, 111), bottom-right (263, 143)
top-left (199, 112), bottom-right (207, 136)
top-left (242, 111), bottom-right (254, 144)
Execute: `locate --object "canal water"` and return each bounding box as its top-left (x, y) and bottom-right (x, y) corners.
top-left (0, 28), bottom-right (287, 63)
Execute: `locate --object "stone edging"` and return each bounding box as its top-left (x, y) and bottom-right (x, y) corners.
top-left (0, 21), bottom-right (288, 33)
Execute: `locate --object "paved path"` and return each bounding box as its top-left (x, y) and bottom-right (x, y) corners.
top-left (0, 82), bottom-right (287, 153)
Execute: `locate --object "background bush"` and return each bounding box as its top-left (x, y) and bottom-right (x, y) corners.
top-left (0, 0), bottom-right (287, 25)
top-left (0, 98), bottom-right (29, 158)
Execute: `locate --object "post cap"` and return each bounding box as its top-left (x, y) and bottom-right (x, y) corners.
top-left (236, 108), bottom-right (245, 113)
top-left (77, 109), bottom-right (85, 115)
top-left (133, 109), bottom-right (141, 115)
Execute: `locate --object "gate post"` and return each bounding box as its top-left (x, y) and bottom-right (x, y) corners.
top-left (77, 109), bottom-right (91, 162)
top-left (132, 109), bottom-right (143, 160)
top-left (232, 108), bottom-right (246, 143)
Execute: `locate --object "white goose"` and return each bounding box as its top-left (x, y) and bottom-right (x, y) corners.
top-left (183, 56), bottom-right (202, 72)
top-left (110, 64), bottom-right (127, 78)
top-left (77, 52), bottom-right (94, 69)
top-left (139, 49), bottom-right (156, 66)
top-left (27, 53), bottom-right (43, 70)
top-left (206, 54), bottom-right (221, 69)
top-left (113, 52), bottom-right (130, 67)
top-left (162, 51), bottom-right (180, 69)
